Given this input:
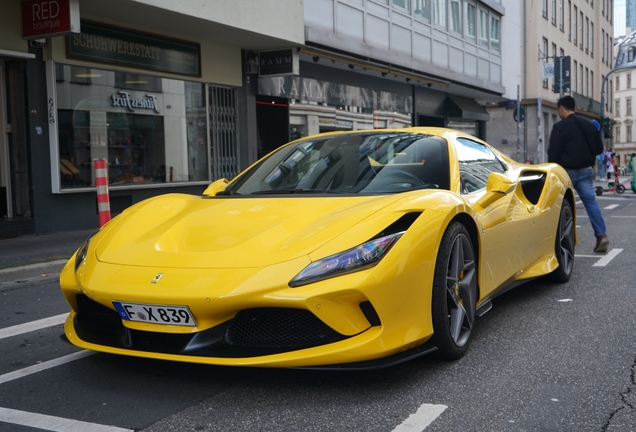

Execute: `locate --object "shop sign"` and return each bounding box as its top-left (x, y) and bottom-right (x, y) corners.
top-left (259, 49), bottom-right (299, 76)
top-left (258, 76), bottom-right (412, 113)
top-left (67, 21), bottom-right (201, 77)
top-left (111, 91), bottom-right (160, 114)
top-left (319, 118), bottom-right (354, 128)
top-left (21, 0), bottom-right (80, 39)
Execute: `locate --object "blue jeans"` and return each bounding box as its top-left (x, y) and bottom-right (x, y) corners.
top-left (566, 167), bottom-right (606, 238)
top-left (598, 161), bottom-right (605, 180)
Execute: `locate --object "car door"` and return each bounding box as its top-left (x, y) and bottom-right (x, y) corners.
top-left (454, 138), bottom-right (540, 297)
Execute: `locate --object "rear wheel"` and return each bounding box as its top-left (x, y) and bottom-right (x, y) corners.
top-left (595, 186), bottom-right (603, 196)
top-left (430, 222), bottom-right (477, 360)
top-left (617, 184), bottom-right (626, 194)
top-left (548, 199), bottom-right (575, 282)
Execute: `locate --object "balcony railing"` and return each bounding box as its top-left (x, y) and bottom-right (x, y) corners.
top-left (572, 92), bottom-right (601, 116)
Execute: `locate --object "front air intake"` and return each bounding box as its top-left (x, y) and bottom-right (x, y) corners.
top-left (224, 308), bottom-right (347, 348)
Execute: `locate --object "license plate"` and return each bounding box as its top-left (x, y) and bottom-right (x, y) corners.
top-left (112, 301), bottom-right (196, 326)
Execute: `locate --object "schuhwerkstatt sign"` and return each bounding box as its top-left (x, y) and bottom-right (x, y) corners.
top-left (67, 21), bottom-right (201, 77)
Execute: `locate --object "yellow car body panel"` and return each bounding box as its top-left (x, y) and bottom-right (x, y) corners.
top-left (60, 127), bottom-right (576, 368)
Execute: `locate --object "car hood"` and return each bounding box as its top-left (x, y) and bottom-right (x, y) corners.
top-left (94, 193), bottom-right (417, 269)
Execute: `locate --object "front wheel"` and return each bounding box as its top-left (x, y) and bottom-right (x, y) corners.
top-left (430, 222), bottom-right (477, 360)
top-left (617, 184), bottom-right (626, 194)
top-left (596, 186), bottom-right (603, 196)
top-left (547, 199), bottom-right (575, 283)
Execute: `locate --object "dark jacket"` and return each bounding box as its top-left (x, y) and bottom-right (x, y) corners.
top-left (548, 114), bottom-right (602, 169)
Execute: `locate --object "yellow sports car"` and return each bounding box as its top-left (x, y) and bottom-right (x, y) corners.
top-left (60, 128), bottom-right (576, 369)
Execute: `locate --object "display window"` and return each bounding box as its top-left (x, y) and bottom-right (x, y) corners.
top-left (55, 64), bottom-right (208, 189)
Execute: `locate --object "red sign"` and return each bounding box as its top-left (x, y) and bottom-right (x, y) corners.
top-left (21, 0), bottom-right (79, 39)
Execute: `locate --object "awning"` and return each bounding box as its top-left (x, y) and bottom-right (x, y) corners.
top-left (445, 95), bottom-right (490, 122)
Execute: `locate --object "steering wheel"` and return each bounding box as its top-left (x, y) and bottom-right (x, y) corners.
top-left (388, 170), bottom-right (427, 186)
top-left (374, 170), bottom-right (439, 192)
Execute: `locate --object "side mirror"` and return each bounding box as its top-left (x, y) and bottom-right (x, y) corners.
top-left (202, 178), bottom-right (229, 196)
top-left (476, 172), bottom-right (515, 208)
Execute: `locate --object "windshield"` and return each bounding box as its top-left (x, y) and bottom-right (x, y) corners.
top-left (225, 132), bottom-right (450, 195)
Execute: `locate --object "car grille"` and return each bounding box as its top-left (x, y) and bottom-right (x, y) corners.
top-left (224, 308), bottom-right (346, 348)
top-left (76, 294), bottom-right (124, 334)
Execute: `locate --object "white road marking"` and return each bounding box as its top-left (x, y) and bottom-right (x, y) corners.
top-left (611, 215), bottom-right (636, 218)
top-left (392, 403), bottom-right (447, 431)
top-left (0, 407), bottom-right (132, 432)
top-left (0, 350), bottom-right (94, 385)
top-left (604, 204), bottom-right (620, 210)
top-left (558, 299), bottom-right (573, 302)
top-left (593, 248), bottom-right (623, 267)
top-left (0, 313), bottom-right (67, 341)
top-left (0, 260), bottom-right (66, 274)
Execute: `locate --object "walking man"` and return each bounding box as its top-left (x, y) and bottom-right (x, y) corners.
top-left (548, 96), bottom-right (609, 253)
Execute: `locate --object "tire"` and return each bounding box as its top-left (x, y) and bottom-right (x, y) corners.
top-left (548, 199), bottom-right (575, 283)
top-left (617, 184), bottom-right (626, 194)
top-left (430, 222), bottom-right (477, 360)
top-left (595, 186), bottom-right (603, 196)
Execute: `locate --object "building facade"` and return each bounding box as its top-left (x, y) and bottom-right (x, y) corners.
top-left (487, 0), bottom-right (614, 166)
top-left (0, 0), bottom-right (304, 238)
top-left (614, 0), bottom-right (635, 37)
top-left (612, 30), bottom-right (636, 170)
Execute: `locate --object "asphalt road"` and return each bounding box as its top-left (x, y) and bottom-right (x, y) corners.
top-left (0, 194), bottom-right (635, 431)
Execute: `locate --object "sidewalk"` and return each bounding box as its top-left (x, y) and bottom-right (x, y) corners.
top-left (0, 229), bottom-right (95, 281)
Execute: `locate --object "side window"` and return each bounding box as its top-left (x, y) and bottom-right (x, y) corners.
top-left (456, 138), bottom-right (506, 193)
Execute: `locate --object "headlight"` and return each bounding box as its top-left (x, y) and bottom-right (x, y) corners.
top-left (74, 231), bottom-right (98, 273)
top-left (289, 232), bottom-right (404, 287)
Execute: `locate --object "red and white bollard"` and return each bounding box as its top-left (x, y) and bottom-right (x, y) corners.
top-left (94, 159), bottom-right (111, 227)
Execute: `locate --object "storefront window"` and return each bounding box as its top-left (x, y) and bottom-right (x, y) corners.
top-left (55, 64), bottom-right (208, 189)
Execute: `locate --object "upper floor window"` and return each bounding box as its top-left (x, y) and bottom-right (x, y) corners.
top-left (543, 0), bottom-right (548, 17)
top-left (450, 0), bottom-right (462, 33)
top-left (543, 38), bottom-right (549, 88)
top-left (616, 76), bottom-right (620, 91)
top-left (627, 98), bottom-right (632, 115)
top-left (628, 125), bottom-right (633, 142)
top-left (629, 74), bottom-right (632, 89)
top-left (616, 99), bottom-right (620, 116)
top-left (585, 17), bottom-right (589, 53)
top-left (432, 0), bottom-right (446, 27)
top-left (465, 2), bottom-right (477, 41)
top-left (491, 16), bottom-right (500, 51)
top-left (479, 8), bottom-right (489, 47)
top-left (616, 126), bottom-right (621, 142)
top-left (579, 11), bottom-right (583, 49)
top-left (573, 6), bottom-right (577, 45)
top-left (393, 0), bottom-right (410, 11)
top-left (590, 22), bottom-right (594, 57)
top-left (414, 0), bottom-right (430, 19)
top-left (568, 1), bottom-right (572, 39)
top-left (552, 0), bottom-right (557, 24)
top-left (559, 0), bottom-right (564, 30)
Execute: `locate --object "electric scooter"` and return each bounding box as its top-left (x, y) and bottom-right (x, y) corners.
top-left (630, 153), bottom-right (636, 194)
top-left (595, 158), bottom-right (626, 195)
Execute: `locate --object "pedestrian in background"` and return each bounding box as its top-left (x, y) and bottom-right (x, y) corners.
top-left (597, 153), bottom-right (605, 180)
top-left (548, 96), bottom-right (609, 253)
